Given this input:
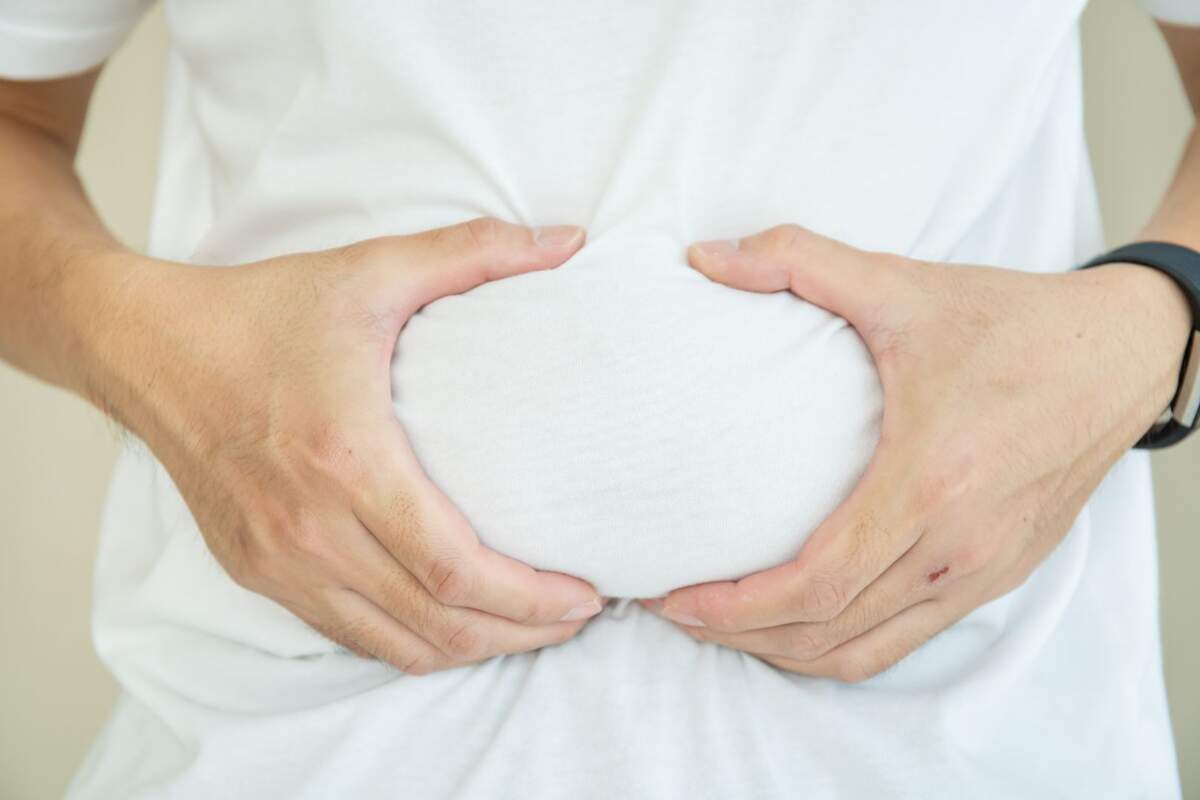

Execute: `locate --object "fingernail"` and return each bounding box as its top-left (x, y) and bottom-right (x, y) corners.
top-left (559, 597), bottom-right (603, 622)
top-left (533, 225), bottom-right (584, 249)
top-left (692, 239), bottom-right (739, 259)
top-left (660, 606), bottom-right (706, 628)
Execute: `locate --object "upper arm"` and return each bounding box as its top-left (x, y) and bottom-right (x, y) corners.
top-left (0, 0), bottom-right (151, 154)
top-left (1138, 0), bottom-right (1200, 113)
top-left (0, 71), bottom-right (100, 155)
top-left (1160, 23), bottom-right (1200, 114)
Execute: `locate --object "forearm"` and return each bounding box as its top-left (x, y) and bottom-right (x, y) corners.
top-left (0, 74), bottom-right (168, 431)
top-left (1086, 43), bottom-right (1200, 415)
top-left (1141, 126), bottom-right (1200, 249)
top-left (1140, 22), bottom-right (1200, 249)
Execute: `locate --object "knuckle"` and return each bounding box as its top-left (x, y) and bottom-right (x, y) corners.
top-left (463, 216), bottom-right (507, 251)
top-left (831, 655), bottom-right (877, 684)
top-left (508, 596), bottom-right (542, 626)
top-left (333, 620), bottom-right (447, 676)
top-left (425, 555), bottom-right (475, 606)
top-left (345, 644), bottom-right (373, 660)
top-left (834, 633), bottom-right (923, 684)
top-left (784, 627), bottom-right (828, 661)
top-left (336, 236), bottom-right (392, 273)
top-left (405, 596), bottom-right (444, 640)
top-left (953, 541), bottom-right (995, 576)
top-left (799, 576), bottom-right (849, 622)
top-left (912, 454), bottom-right (975, 518)
top-left (281, 511), bottom-right (332, 562)
top-left (827, 646), bottom-right (892, 684)
top-left (440, 621), bottom-right (488, 660)
top-left (330, 614), bottom-right (375, 653)
top-left (763, 654), bottom-right (801, 674)
top-left (245, 487), bottom-right (344, 569)
top-left (298, 423), bottom-right (364, 488)
top-left (761, 223), bottom-right (810, 254)
top-left (397, 652), bottom-right (435, 676)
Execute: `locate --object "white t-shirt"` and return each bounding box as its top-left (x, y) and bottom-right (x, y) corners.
top-left (3, 2), bottom-right (1197, 797)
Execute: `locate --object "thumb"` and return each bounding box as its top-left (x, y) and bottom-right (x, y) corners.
top-left (687, 224), bottom-right (905, 331)
top-left (364, 217), bottom-right (585, 316)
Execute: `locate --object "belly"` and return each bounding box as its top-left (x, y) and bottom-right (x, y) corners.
top-left (390, 229), bottom-right (881, 598)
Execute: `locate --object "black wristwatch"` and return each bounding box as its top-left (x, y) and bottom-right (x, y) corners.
top-left (1076, 241), bottom-right (1200, 449)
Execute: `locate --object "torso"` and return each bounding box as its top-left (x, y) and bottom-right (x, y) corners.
top-left (71, 3), bottom-right (1179, 797)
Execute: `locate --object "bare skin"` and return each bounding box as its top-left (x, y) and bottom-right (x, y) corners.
top-left (644, 23), bottom-right (1200, 683)
top-left (0, 72), bottom-right (603, 675)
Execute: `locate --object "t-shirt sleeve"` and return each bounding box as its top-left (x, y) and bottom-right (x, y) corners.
top-left (0, 1), bottom-right (154, 79)
top-left (1138, 0), bottom-right (1200, 26)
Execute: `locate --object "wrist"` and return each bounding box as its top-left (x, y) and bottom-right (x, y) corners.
top-left (59, 247), bottom-right (194, 440)
top-left (1080, 262), bottom-right (1193, 423)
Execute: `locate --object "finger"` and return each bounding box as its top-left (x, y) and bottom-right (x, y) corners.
top-left (366, 217), bottom-right (585, 316)
top-left (355, 443), bottom-right (604, 626)
top-left (335, 521), bottom-right (590, 662)
top-left (650, 534), bottom-right (964, 661)
top-left (687, 224), bottom-right (909, 334)
top-left (758, 597), bottom-right (968, 684)
top-left (298, 589), bottom-right (454, 675)
top-left (659, 442), bottom-right (921, 632)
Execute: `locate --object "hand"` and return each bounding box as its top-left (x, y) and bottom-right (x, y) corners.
top-left (110, 218), bottom-right (603, 674)
top-left (642, 225), bottom-right (1192, 682)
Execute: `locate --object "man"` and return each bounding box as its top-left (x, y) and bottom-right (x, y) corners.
top-left (2, 2), bottom-right (1198, 797)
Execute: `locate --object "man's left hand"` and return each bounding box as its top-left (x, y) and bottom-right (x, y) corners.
top-left (641, 224), bottom-right (1191, 683)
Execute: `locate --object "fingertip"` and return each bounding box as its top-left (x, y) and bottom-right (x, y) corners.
top-left (654, 586), bottom-right (704, 627)
top-left (532, 224), bottom-right (586, 252)
top-left (687, 239), bottom-right (739, 275)
top-left (639, 596), bottom-right (706, 630)
top-left (637, 597), bottom-right (664, 614)
top-left (520, 616), bottom-right (591, 654)
top-left (557, 595), bottom-right (604, 622)
top-left (521, 566), bottom-right (603, 624)
top-left (660, 605), bottom-right (707, 628)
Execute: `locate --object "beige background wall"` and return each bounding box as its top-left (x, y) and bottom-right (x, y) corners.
top-left (0, 1), bottom-right (1196, 797)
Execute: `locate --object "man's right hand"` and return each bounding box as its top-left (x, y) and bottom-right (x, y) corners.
top-left (104, 218), bottom-right (602, 674)
top-left (0, 74), bottom-right (601, 675)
